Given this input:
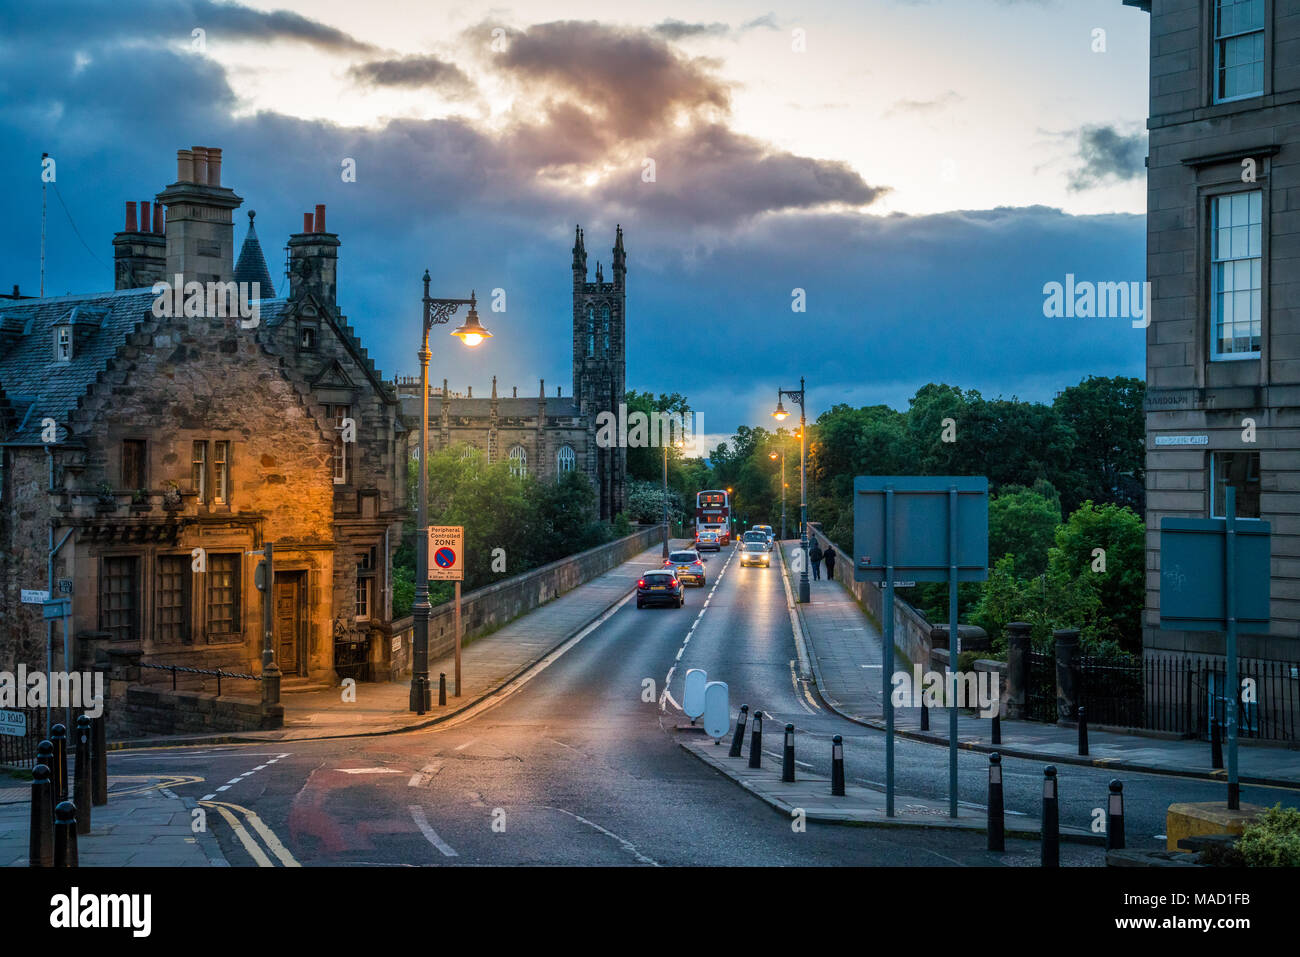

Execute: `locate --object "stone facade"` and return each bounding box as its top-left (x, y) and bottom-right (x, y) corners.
top-left (0, 145), bottom-right (406, 718)
top-left (1129, 0), bottom-right (1300, 662)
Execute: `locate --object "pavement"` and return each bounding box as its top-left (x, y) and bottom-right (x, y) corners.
top-left (0, 771), bottom-right (227, 866)
top-left (781, 541), bottom-right (1300, 789)
top-left (112, 542), bottom-right (681, 749)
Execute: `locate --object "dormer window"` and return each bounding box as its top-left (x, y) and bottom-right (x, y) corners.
top-left (54, 325), bottom-right (72, 362)
top-left (301, 326), bottom-right (317, 350)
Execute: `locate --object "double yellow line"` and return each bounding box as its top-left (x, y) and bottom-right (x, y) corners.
top-left (200, 799), bottom-right (300, 867)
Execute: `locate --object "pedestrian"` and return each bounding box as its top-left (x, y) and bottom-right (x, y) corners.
top-left (809, 541), bottom-right (823, 580)
top-left (824, 546), bottom-right (836, 580)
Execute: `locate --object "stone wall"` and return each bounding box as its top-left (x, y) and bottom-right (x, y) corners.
top-left (387, 525), bottom-right (662, 676)
top-left (119, 686), bottom-right (279, 737)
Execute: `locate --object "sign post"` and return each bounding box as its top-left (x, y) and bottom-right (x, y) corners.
top-left (854, 476), bottom-right (989, 817)
top-left (1159, 487), bottom-right (1270, 810)
top-left (429, 526), bottom-right (465, 697)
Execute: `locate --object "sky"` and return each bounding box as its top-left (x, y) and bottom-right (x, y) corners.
top-left (0, 0), bottom-right (1152, 455)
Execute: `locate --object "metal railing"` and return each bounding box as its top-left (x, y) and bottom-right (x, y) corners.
top-left (0, 707), bottom-right (47, 770)
top-left (138, 661), bottom-right (261, 697)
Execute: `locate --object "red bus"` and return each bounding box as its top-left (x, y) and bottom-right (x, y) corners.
top-left (695, 490), bottom-right (731, 546)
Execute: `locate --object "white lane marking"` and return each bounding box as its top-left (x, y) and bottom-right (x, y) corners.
top-left (200, 793), bottom-right (216, 801)
top-left (660, 544), bottom-right (738, 710)
top-left (408, 762), bottom-right (443, 788)
top-left (861, 664), bottom-right (882, 669)
top-left (337, 767), bottom-right (405, 774)
top-left (763, 749), bottom-right (814, 769)
top-left (216, 785), bottom-right (231, 792)
top-left (409, 805), bottom-right (459, 857)
top-left (662, 689), bottom-right (682, 712)
top-left (541, 806), bottom-right (659, 866)
top-left (225, 778), bottom-right (242, 785)
top-left (453, 739), bottom-right (476, 751)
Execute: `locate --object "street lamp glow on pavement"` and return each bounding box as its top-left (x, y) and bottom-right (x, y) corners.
top-left (411, 273), bottom-right (490, 713)
top-left (773, 379), bottom-right (810, 603)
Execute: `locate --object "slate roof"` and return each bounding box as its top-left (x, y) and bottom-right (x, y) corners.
top-left (234, 211), bottom-right (276, 298)
top-left (0, 287), bottom-right (158, 445)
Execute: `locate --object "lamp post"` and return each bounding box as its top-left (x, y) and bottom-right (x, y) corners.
top-left (773, 379), bottom-right (809, 603)
top-left (769, 449), bottom-right (786, 541)
top-left (726, 486), bottom-right (734, 544)
top-left (410, 272), bottom-right (490, 713)
top-left (661, 437), bottom-right (684, 557)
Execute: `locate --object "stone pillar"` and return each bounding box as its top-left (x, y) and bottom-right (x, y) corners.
top-left (1054, 628), bottom-right (1080, 723)
top-left (1004, 622), bottom-right (1031, 719)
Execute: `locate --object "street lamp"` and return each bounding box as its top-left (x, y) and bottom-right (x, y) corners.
top-left (773, 378), bottom-right (810, 603)
top-left (411, 273), bottom-right (488, 713)
top-left (769, 449), bottom-right (786, 541)
top-left (726, 486), bottom-right (734, 544)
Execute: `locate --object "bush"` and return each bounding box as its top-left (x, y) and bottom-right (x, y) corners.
top-left (1239, 804), bottom-right (1300, 867)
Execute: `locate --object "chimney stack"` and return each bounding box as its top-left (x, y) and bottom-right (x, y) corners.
top-left (124, 201), bottom-right (138, 232)
top-left (154, 205), bottom-right (164, 235)
top-left (303, 212), bottom-right (314, 233)
top-left (206, 147), bottom-right (222, 186)
top-left (114, 200), bottom-right (166, 289)
top-left (158, 143), bottom-right (243, 285)
top-left (177, 149), bottom-right (194, 183)
top-left (191, 146), bottom-right (208, 185)
top-left (140, 200), bottom-right (152, 233)
top-left (315, 204), bottom-right (326, 232)
top-left (287, 201), bottom-right (340, 307)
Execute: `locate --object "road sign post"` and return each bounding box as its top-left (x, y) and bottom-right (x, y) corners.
top-left (429, 526), bottom-right (465, 697)
top-left (854, 476), bottom-right (989, 817)
top-left (1159, 486), bottom-right (1270, 810)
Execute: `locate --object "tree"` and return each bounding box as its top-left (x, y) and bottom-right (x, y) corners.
top-left (1046, 501), bottom-right (1145, 654)
top-left (1053, 376), bottom-right (1146, 515)
top-left (988, 484), bottom-right (1062, 577)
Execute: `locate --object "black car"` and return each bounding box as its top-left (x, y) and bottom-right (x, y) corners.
top-left (636, 569), bottom-right (685, 608)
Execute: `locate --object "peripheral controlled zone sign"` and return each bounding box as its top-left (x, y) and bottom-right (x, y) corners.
top-left (428, 526), bottom-right (464, 581)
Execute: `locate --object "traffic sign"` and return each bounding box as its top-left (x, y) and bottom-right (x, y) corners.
top-left (0, 710), bottom-right (25, 738)
top-left (428, 525), bottom-right (464, 581)
top-left (21, 589), bottom-right (50, 604)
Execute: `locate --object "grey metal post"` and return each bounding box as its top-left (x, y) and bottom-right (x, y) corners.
top-left (1225, 486), bottom-right (1239, 809)
top-left (261, 541), bottom-right (281, 710)
top-left (883, 485), bottom-right (895, 816)
top-left (661, 442), bottom-right (670, 558)
top-left (780, 450), bottom-right (787, 541)
top-left (74, 715), bottom-right (91, 834)
top-left (948, 485), bottom-right (959, 818)
top-left (798, 378), bottom-right (809, 603)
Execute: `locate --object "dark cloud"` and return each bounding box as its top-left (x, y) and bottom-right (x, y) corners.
top-left (1068, 125), bottom-right (1147, 191)
top-left (652, 20), bottom-right (731, 40)
top-left (0, 0), bottom-right (376, 53)
top-left (348, 54), bottom-right (475, 95)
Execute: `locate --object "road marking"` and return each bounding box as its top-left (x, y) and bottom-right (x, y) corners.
top-left (662, 689), bottom-right (681, 711)
top-left (208, 803), bottom-right (273, 867)
top-left (659, 545), bottom-right (738, 711)
top-left (540, 806), bottom-right (659, 866)
top-left (789, 660), bottom-right (818, 715)
top-left (763, 749), bottom-right (814, 769)
top-left (453, 739), bottom-right (476, 751)
top-left (336, 767), bottom-right (405, 774)
top-left (202, 800), bottom-right (300, 867)
top-left (409, 805), bottom-right (459, 857)
top-left (408, 761), bottom-right (443, 788)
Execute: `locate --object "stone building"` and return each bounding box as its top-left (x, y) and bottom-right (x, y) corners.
top-left (0, 146), bottom-right (407, 714)
top-left (395, 224), bottom-right (629, 520)
top-left (1127, 0), bottom-right (1300, 664)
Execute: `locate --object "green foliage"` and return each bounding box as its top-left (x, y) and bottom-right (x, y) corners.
top-left (1047, 501), bottom-right (1145, 654)
top-left (1239, 804), bottom-right (1300, 867)
top-left (611, 512), bottom-right (633, 537)
top-left (627, 478), bottom-right (681, 525)
top-left (989, 483), bottom-right (1062, 577)
top-left (1052, 376), bottom-right (1145, 515)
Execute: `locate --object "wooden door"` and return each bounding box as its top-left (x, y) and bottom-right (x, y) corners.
top-left (274, 577), bottom-right (299, 672)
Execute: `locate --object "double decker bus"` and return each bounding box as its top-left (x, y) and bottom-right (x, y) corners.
top-left (695, 490), bottom-right (731, 546)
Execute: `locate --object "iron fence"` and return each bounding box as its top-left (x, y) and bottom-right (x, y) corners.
top-left (1025, 651), bottom-right (1057, 722)
top-left (0, 707), bottom-right (48, 770)
top-left (138, 661), bottom-right (261, 696)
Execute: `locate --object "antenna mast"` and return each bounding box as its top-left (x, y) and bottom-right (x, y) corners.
top-left (40, 151), bottom-right (48, 298)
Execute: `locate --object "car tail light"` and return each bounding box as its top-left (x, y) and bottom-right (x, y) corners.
top-left (670, 578), bottom-right (679, 587)
top-left (637, 579), bottom-right (646, 588)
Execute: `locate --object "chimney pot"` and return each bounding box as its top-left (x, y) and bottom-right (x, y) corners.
top-left (206, 147), bottom-right (222, 186)
top-left (556, 386), bottom-right (561, 397)
top-left (303, 212), bottom-right (314, 233)
top-left (12, 285), bottom-right (18, 297)
top-left (191, 146), bottom-right (208, 185)
top-left (155, 205), bottom-right (165, 235)
top-left (315, 204), bottom-right (326, 233)
top-left (177, 149), bottom-right (194, 183)
top-left (124, 201), bottom-right (138, 232)
top-left (140, 200), bottom-right (152, 233)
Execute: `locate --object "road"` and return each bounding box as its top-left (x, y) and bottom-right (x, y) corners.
top-left (113, 543), bottom-right (1299, 866)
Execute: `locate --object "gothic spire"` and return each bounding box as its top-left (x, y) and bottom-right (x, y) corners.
top-left (234, 210), bottom-right (275, 298)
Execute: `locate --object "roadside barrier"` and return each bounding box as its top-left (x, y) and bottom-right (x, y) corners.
top-left (831, 734), bottom-right (845, 796)
top-left (729, 705), bottom-right (749, 757)
top-left (782, 724), bottom-right (796, 782)
top-left (1106, 780), bottom-right (1125, 850)
top-left (53, 801), bottom-right (78, 868)
top-left (439, 672), bottom-right (447, 707)
top-left (29, 763), bottom-right (54, 867)
top-left (991, 712), bottom-right (1001, 745)
top-left (1041, 766), bottom-right (1059, 867)
top-left (987, 752), bottom-right (1004, 852)
top-left (749, 710), bottom-right (764, 769)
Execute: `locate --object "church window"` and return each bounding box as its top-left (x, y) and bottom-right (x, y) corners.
top-left (509, 444), bottom-right (528, 478)
top-left (557, 445), bottom-right (576, 473)
top-left (586, 305), bottom-right (595, 357)
top-left (601, 305), bottom-right (611, 355)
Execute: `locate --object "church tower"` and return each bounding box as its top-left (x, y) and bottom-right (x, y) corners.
top-left (572, 225), bottom-right (627, 520)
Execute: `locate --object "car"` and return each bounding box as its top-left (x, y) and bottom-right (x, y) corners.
top-left (739, 541), bottom-right (771, 567)
top-left (695, 529), bottom-right (721, 551)
top-left (742, 530), bottom-right (768, 550)
top-left (663, 550), bottom-right (706, 586)
top-left (752, 525), bottom-right (775, 550)
top-left (636, 570), bottom-right (685, 608)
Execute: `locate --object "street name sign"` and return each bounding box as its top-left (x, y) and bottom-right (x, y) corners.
top-left (0, 710), bottom-right (25, 738)
top-left (21, 589), bottom-right (49, 604)
top-left (429, 526), bottom-right (465, 581)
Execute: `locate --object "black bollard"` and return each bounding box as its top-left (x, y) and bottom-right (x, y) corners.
top-left (831, 734), bottom-right (845, 796)
top-left (782, 723), bottom-right (795, 783)
top-left (729, 705), bottom-right (749, 758)
top-left (29, 764), bottom-right (54, 867)
top-left (1106, 779), bottom-right (1125, 850)
top-left (439, 672), bottom-right (447, 707)
top-left (92, 711), bottom-right (108, 807)
top-left (987, 752), bottom-right (1004, 852)
top-left (1211, 714), bottom-right (1223, 769)
top-left (37, 740), bottom-right (55, 821)
top-left (50, 724), bottom-right (68, 802)
top-left (748, 710), bottom-right (764, 769)
top-left (53, 800), bottom-right (78, 868)
top-left (1078, 706), bottom-right (1088, 756)
top-left (920, 694), bottom-right (929, 731)
top-left (74, 716), bottom-right (92, 835)
top-left (1041, 766), bottom-right (1059, 868)
top-left (992, 711), bottom-right (1001, 745)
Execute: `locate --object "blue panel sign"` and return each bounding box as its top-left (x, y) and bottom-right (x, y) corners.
top-left (1159, 517), bottom-right (1271, 633)
top-left (852, 476), bottom-right (989, 583)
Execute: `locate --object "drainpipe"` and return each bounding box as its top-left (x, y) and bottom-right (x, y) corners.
top-left (45, 446), bottom-right (74, 729)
